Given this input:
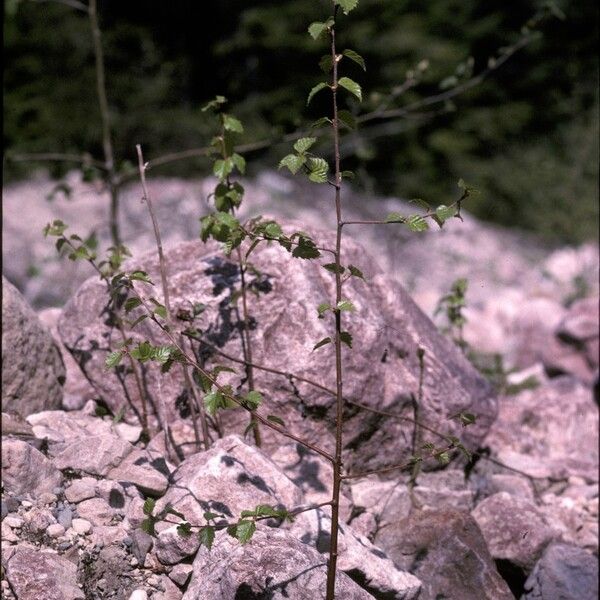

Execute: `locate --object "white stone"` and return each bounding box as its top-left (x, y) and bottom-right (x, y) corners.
top-left (47, 523), bottom-right (66, 538)
top-left (72, 518), bottom-right (92, 535)
top-left (128, 591), bottom-right (148, 600)
top-left (3, 516), bottom-right (24, 529)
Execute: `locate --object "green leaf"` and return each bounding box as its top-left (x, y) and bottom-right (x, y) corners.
top-left (129, 271), bottom-right (153, 284)
top-left (234, 520), bottom-right (256, 545)
top-left (140, 518), bottom-right (155, 536)
top-left (308, 22), bottom-right (327, 40)
top-left (231, 153), bottom-right (246, 174)
top-left (267, 415), bottom-right (285, 427)
top-left (336, 300), bottom-right (355, 312)
top-left (341, 170), bottom-right (355, 180)
top-left (199, 526), bottom-right (215, 550)
top-left (43, 219), bottom-right (68, 237)
top-left (348, 265), bottom-right (365, 280)
top-left (293, 137), bottom-right (317, 154)
top-left (243, 390), bottom-right (262, 410)
top-left (310, 116), bottom-right (332, 129)
top-left (409, 197), bottom-right (431, 210)
top-left (338, 77), bottom-right (362, 102)
top-left (124, 297), bottom-right (142, 313)
top-left (291, 236), bottom-right (321, 259)
top-left (213, 158), bottom-right (234, 180)
top-left (177, 522), bottom-right (192, 538)
top-left (407, 215), bottom-right (429, 232)
top-left (204, 511), bottom-right (220, 521)
top-left (307, 82), bottom-right (329, 106)
top-left (343, 49), bottom-right (366, 70)
top-left (201, 95), bottom-right (227, 112)
top-left (318, 55), bottom-right (333, 73)
top-left (313, 337), bottom-right (332, 351)
top-left (278, 154), bottom-right (306, 175)
top-left (322, 263), bottom-right (345, 274)
top-left (223, 114), bottom-right (244, 133)
top-left (153, 345), bottom-right (173, 365)
top-left (204, 390), bottom-right (224, 417)
top-left (340, 331), bottom-right (353, 348)
top-left (436, 451), bottom-right (450, 466)
top-left (337, 110), bottom-right (357, 130)
top-left (317, 302), bottom-right (331, 317)
top-left (105, 351), bottom-right (123, 369)
top-left (143, 498), bottom-right (156, 516)
top-left (435, 205), bottom-right (456, 222)
top-left (307, 157), bottom-right (329, 183)
top-left (336, 0), bottom-right (359, 14)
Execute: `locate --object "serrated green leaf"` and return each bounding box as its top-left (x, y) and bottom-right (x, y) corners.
top-left (409, 198), bottom-right (431, 210)
top-left (278, 154), bottom-right (306, 175)
top-left (435, 205), bottom-right (456, 222)
top-left (337, 110), bottom-right (356, 130)
top-left (322, 263), bottom-right (345, 274)
top-left (343, 49), bottom-right (366, 70)
top-left (338, 77), bottom-right (362, 102)
top-left (308, 21), bottom-right (327, 40)
top-left (243, 390), bottom-right (262, 410)
top-left (199, 526), bottom-right (215, 550)
top-left (348, 265), bottom-right (365, 279)
top-left (336, 0), bottom-right (359, 14)
top-left (307, 157), bottom-right (329, 183)
top-left (231, 153), bottom-right (246, 174)
top-left (267, 415), bottom-right (285, 427)
top-left (204, 511), bottom-right (220, 521)
top-left (310, 116), bottom-right (332, 129)
top-left (204, 390), bottom-right (224, 417)
top-left (341, 170), bottom-right (355, 180)
top-left (340, 331), bottom-right (353, 348)
top-left (153, 345), bottom-right (172, 365)
top-left (235, 520), bottom-right (256, 545)
top-left (436, 451), bottom-right (450, 465)
top-left (307, 82), bottom-right (329, 106)
top-left (336, 300), bottom-right (355, 312)
top-left (153, 304), bottom-right (167, 319)
top-left (105, 351), bottom-right (123, 369)
top-left (143, 498), bottom-right (156, 516)
top-left (223, 114), bottom-right (244, 133)
top-left (177, 522), bottom-right (192, 538)
top-left (124, 297), bottom-right (142, 313)
top-left (313, 337), bottom-right (332, 351)
top-left (317, 302), bottom-right (331, 317)
top-left (43, 219), bottom-right (68, 237)
top-left (129, 270), bottom-right (153, 284)
top-left (293, 137), bottom-right (317, 154)
top-left (140, 518), bottom-right (155, 536)
top-left (407, 214), bottom-right (429, 232)
top-left (292, 236), bottom-right (321, 259)
top-left (213, 158), bottom-right (234, 180)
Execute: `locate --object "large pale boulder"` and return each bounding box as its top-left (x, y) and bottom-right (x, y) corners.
top-left (2, 277), bottom-right (65, 415)
top-left (58, 231), bottom-right (496, 472)
top-left (182, 528), bottom-right (381, 600)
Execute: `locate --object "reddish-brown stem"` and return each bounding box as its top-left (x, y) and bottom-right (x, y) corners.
top-left (326, 10), bottom-right (344, 599)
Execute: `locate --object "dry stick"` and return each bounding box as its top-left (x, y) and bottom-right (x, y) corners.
top-left (136, 145), bottom-right (210, 453)
top-left (88, 0), bottom-right (120, 247)
top-left (236, 248), bottom-right (262, 447)
top-left (325, 11), bottom-right (345, 600)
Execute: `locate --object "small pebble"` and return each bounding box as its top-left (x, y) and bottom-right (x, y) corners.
top-left (147, 575), bottom-right (160, 587)
top-left (58, 541), bottom-right (73, 551)
top-left (123, 536), bottom-right (133, 546)
top-left (128, 591), bottom-right (148, 600)
top-left (4, 516), bottom-right (24, 529)
top-left (57, 507), bottom-right (73, 529)
top-left (169, 563), bottom-right (193, 586)
top-left (21, 500), bottom-right (33, 509)
top-left (39, 492), bottom-right (58, 505)
top-left (47, 523), bottom-right (66, 538)
top-left (72, 518), bottom-right (93, 535)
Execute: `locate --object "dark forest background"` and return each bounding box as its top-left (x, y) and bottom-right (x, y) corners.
top-left (3, 0), bottom-right (598, 244)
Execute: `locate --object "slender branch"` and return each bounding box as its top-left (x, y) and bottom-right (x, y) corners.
top-left (88, 0), bottom-right (120, 246)
top-left (136, 144), bottom-right (210, 452)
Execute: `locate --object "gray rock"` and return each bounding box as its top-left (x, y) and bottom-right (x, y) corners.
top-left (485, 377), bottom-right (599, 482)
top-left (58, 233), bottom-right (497, 473)
top-left (1, 501), bottom-right (7, 520)
top-left (129, 528), bottom-right (153, 565)
top-left (169, 563), bottom-right (193, 587)
top-left (375, 508), bottom-right (513, 600)
top-left (522, 542), bottom-right (598, 600)
top-left (471, 492), bottom-right (556, 572)
top-left (155, 525), bottom-right (201, 565)
top-left (182, 528), bottom-right (378, 600)
top-left (57, 506), bottom-right (73, 529)
top-left (65, 477), bottom-right (97, 503)
top-left (6, 546), bottom-right (84, 600)
top-left (1, 439), bottom-right (63, 497)
top-left (1, 277), bottom-right (65, 416)
top-left (106, 448), bottom-right (169, 496)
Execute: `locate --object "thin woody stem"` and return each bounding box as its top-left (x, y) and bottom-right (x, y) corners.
top-left (136, 144), bottom-right (210, 452)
